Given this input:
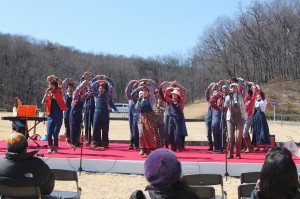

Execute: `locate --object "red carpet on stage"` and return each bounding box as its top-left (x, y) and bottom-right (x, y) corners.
top-left (1, 139), bottom-right (299, 164)
top-left (1, 139), bottom-right (300, 176)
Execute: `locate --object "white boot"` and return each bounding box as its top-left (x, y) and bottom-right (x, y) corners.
top-left (47, 146), bottom-right (54, 154)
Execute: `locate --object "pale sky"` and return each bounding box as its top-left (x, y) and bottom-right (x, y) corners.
top-left (0, 0), bottom-right (252, 58)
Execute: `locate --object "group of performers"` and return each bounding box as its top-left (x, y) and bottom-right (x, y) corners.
top-left (41, 72), bottom-right (118, 153)
top-left (11, 73), bottom-right (270, 158)
top-left (125, 79), bottom-right (188, 156)
top-left (205, 78), bottom-right (270, 159)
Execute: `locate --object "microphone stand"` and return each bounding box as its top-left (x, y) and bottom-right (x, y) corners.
top-left (74, 111), bottom-right (85, 175)
top-left (87, 108), bottom-right (91, 146)
top-left (78, 123), bottom-right (84, 174)
top-left (221, 95), bottom-right (229, 181)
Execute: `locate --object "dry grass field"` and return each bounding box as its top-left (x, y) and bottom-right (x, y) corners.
top-left (0, 110), bottom-right (299, 199)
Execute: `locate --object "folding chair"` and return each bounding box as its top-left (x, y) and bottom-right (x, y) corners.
top-left (240, 172), bottom-right (260, 184)
top-left (192, 186), bottom-right (215, 199)
top-left (49, 169), bottom-right (81, 199)
top-left (182, 174), bottom-right (226, 199)
top-left (238, 183), bottom-right (256, 199)
top-left (0, 184), bottom-right (41, 199)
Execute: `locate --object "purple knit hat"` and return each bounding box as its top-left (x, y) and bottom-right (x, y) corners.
top-left (144, 148), bottom-right (182, 185)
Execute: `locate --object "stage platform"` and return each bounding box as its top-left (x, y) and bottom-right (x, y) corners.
top-left (1, 140), bottom-right (299, 176)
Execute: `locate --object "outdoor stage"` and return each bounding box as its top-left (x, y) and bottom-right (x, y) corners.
top-left (0, 139), bottom-right (300, 177)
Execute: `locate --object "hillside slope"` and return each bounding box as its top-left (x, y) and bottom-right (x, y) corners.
top-left (184, 100), bottom-right (206, 120)
top-left (263, 79), bottom-right (300, 103)
top-left (184, 79), bottom-right (300, 120)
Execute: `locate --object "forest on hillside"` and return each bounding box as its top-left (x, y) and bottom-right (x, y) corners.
top-left (0, 0), bottom-right (299, 109)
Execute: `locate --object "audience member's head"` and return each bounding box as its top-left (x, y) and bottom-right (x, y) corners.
top-left (258, 147), bottom-right (298, 199)
top-left (1, 132), bottom-right (55, 196)
top-left (131, 148), bottom-right (200, 199)
top-left (265, 147), bottom-right (293, 159)
top-left (6, 132), bottom-right (28, 154)
top-left (144, 148), bottom-right (181, 185)
top-left (13, 97), bottom-right (23, 108)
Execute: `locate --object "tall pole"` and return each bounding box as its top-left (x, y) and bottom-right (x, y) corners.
top-left (272, 100), bottom-right (277, 124)
top-left (0, 83), bottom-right (4, 108)
top-left (273, 105), bottom-right (276, 124)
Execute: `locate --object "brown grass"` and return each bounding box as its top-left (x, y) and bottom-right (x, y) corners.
top-left (184, 101), bottom-right (207, 120)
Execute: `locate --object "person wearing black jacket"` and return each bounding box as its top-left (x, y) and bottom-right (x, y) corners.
top-left (0, 132), bottom-right (55, 198)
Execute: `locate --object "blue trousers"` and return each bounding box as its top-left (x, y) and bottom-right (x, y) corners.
top-left (158, 123), bottom-right (165, 144)
top-left (63, 110), bottom-right (71, 139)
top-left (243, 117), bottom-right (253, 139)
top-left (212, 110), bottom-right (222, 150)
top-left (128, 103), bottom-right (135, 140)
top-left (132, 111), bottom-right (140, 148)
top-left (69, 108), bottom-right (83, 145)
top-left (205, 109), bottom-right (213, 146)
top-left (12, 120), bottom-right (26, 135)
top-left (83, 106), bottom-right (94, 144)
top-left (163, 111), bottom-right (170, 145)
top-left (168, 115), bottom-right (183, 146)
top-left (47, 116), bottom-right (63, 147)
top-left (93, 110), bottom-right (109, 146)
